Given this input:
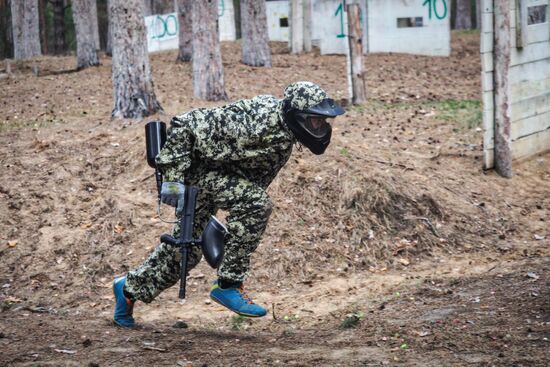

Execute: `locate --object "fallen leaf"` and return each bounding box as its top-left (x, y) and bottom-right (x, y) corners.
top-left (527, 272), bottom-right (540, 280)
top-left (113, 224), bottom-right (125, 234)
top-left (534, 234), bottom-right (545, 240)
top-left (398, 258), bottom-right (410, 266)
top-left (80, 223), bottom-right (92, 229)
top-left (7, 240), bottom-right (18, 247)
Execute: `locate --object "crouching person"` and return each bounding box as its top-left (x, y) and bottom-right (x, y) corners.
top-left (113, 81), bottom-right (345, 327)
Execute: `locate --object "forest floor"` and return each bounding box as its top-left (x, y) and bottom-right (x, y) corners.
top-left (0, 32), bottom-right (548, 366)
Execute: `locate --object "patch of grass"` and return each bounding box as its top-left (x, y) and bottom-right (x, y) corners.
top-left (340, 311), bottom-right (365, 329)
top-left (229, 315), bottom-right (247, 331)
top-left (339, 147), bottom-right (350, 158)
top-left (0, 118), bottom-right (64, 133)
top-left (431, 99), bottom-right (482, 130)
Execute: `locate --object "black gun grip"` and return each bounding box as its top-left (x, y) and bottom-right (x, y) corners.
top-left (160, 234), bottom-right (179, 246)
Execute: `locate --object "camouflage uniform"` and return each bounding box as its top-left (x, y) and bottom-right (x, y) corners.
top-left (125, 82), bottom-right (327, 303)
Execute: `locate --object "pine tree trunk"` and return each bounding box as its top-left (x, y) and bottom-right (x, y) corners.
top-left (110, 0), bottom-right (162, 118)
top-left (51, 0), bottom-right (65, 54)
top-left (456, 0), bottom-right (472, 29)
top-left (475, 0), bottom-right (481, 29)
top-left (105, 0), bottom-right (112, 56)
top-left (240, 0), bottom-right (271, 67)
top-left (142, 0), bottom-right (152, 16)
top-left (90, 0), bottom-right (100, 50)
top-left (11, 0), bottom-right (41, 59)
top-left (72, 0), bottom-right (99, 69)
top-left (192, 0), bottom-right (227, 101)
top-left (347, 3), bottom-right (366, 104)
top-left (38, 0), bottom-right (47, 54)
top-left (0, 0), bottom-right (14, 59)
top-left (176, 0), bottom-right (192, 62)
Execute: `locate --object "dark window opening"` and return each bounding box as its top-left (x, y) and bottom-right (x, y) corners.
top-left (397, 17), bottom-right (423, 28)
top-left (528, 5), bottom-right (547, 25)
top-left (280, 17), bottom-right (289, 28)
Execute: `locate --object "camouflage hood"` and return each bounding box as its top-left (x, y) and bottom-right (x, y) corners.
top-left (283, 81), bottom-right (328, 111)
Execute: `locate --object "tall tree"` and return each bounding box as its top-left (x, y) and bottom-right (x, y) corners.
top-left (51, 0), bottom-right (66, 54)
top-left (142, 0), bottom-right (152, 16)
top-left (0, 0), bottom-right (14, 59)
top-left (11, 0), bottom-right (41, 59)
top-left (90, 0), bottom-right (100, 50)
top-left (175, 0), bottom-right (192, 62)
top-left (110, 0), bottom-right (162, 118)
top-left (38, 0), bottom-right (47, 54)
top-left (240, 0), bottom-right (271, 67)
top-left (192, 0), bottom-right (227, 101)
top-left (72, 0), bottom-right (99, 69)
top-left (455, 0), bottom-right (473, 29)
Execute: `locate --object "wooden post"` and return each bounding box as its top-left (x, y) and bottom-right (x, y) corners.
top-left (290, 0), bottom-right (303, 54)
top-left (346, 3), bottom-right (366, 104)
top-left (493, 0), bottom-right (512, 177)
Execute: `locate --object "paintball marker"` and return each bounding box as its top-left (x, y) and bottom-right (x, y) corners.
top-left (145, 120), bottom-right (227, 300)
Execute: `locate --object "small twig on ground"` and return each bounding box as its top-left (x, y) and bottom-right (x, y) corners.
top-left (142, 346), bottom-right (166, 352)
top-left (405, 216), bottom-right (440, 237)
top-left (367, 158), bottom-right (414, 171)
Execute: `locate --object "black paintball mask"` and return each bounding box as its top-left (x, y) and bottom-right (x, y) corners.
top-left (284, 98), bottom-right (345, 155)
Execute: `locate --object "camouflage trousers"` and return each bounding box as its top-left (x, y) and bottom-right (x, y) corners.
top-left (125, 171), bottom-right (272, 303)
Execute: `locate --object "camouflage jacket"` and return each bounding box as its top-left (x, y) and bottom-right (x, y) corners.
top-left (156, 95), bottom-right (295, 188)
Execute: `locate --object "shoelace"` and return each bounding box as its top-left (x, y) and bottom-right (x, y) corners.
top-left (238, 286), bottom-right (254, 304)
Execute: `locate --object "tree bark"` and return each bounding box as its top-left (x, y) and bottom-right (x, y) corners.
top-left (192, 0), bottom-right (227, 101)
top-left (72, 0), bottom-right (99, 69)
top-left (175, 0), bottom-right (192, 62)
top-left (240, 0), bottom-right (271, 67)
top-left (142, 0), bottom-right (152, 16)
top-left (90, 0), bottom-right (100, 50)
top-left (0, 0), bottom-right (14, 59)
top-left (456, 0), bottom-right (473, 29)
top-left (51, 0), bottom-right (66, 54)
top-left (347, 3), bottom-right (366, 104)
top-left (110, 0), bottom-right (162, 118)
top-left (11, 0), bottom-right (41, 59)
top-left (475, 0), bottom-right (482, 29)
top-left (105, 0), bottom-right (112, 55)
top-left (233, 0), bottom-right (241, 39)
top-left (38, 0), bottom-right (47, 54)
top-left (493, 0), bottom-right (512, 177)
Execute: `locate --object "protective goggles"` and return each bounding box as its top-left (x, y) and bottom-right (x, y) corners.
top-left (296, 113), bottom-right (332, 138)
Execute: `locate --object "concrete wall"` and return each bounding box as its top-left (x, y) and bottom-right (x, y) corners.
top-left (266, 0), bottom-right (290, 42)
top-left (145, 0), bottom-right (235, 53)
top-left (367, 0), bottom-right (450, 56)
top-left (481, 0), bottom-right (550, 168)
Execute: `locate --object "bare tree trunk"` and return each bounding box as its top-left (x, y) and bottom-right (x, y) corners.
top-left (51, 0), bottom-right (66, 54)
top-left (476, 0), bottom-right (482, 29)
top-left (493, 0), bottom-right (512, 177)
top-left (38, 0), bottom-right (47, 54)
top-left (142, 0), bottom-right (152, 16)
top-left (153, 0), bottom-right (173, 14)
top-left (0, 0), bottom-right (14, 59)
top-left (347, 3), bottom-right (366, 104)
top-left (110, 0), bottom-right (162, 118)
top-left (90, 0), bottom-right (100, 50)
top-left (233, 0), bottom-right (241, 39)
top-left (456, 0), bottom-right (473, 29)
top-left (192, 0), bottom-right (227, 101)
top-left (11, 0), bottom-right (41, 59)
top-left (105, 0), bottom-right (112, 55)
top-left (175, 0), bottom-right (192, 62)
top-left (72, 0), bottom-right (99, 69)
top-left (240, 0), bottom-right (271, 67)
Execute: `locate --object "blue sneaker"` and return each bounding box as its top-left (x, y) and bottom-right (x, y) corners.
top-left (210, 281), bottom-right (267, 317)
top-left (113, 276), bottom-right (135, 328)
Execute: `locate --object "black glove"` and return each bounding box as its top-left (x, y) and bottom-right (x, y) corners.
top-left (160, 182), bottom-right (186, 214)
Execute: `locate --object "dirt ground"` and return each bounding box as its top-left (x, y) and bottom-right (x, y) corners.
top-left (0, 32), bottom-right (548, 366)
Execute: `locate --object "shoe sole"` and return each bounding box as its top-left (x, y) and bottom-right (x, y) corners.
top-left (209, 295), bottom-right (267, 318)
